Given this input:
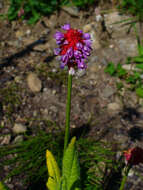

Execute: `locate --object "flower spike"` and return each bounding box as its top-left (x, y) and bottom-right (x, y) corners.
top-left (54, 24), bottom-right (92, 71)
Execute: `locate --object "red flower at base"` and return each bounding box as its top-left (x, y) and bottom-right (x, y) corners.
top-left (124, 147), bottom-right (143, 165)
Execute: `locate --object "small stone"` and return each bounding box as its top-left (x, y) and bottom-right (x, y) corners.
top-left (27, 73), bottom-right (42, 92)
top-left (33, 44), bottom-right (46, 51)
top-left (52, 68), bottom-right (57, 73)
top-left (52, 90), bottom-right (56, 95)
top-left (83, 23), bottom-right (94, 33)
top-left (50, 105), bottom-right (58, 113)
top-left (26, 29), bottom-right (31, 35)
top-left (13, 123), bottom-right (27, 134)
top-left (16, 30), bottom-right (24, 38)
top-left (0, 2), bottom-right (3, 9)
top-left (0, 135), bottom-right (11, 145)
top-left (13, 135), bottom-right (24, 143)
top-left (33, 110), bottom-right (38, 117)
top-left (90, 30), bottom-right (101, 50)
top-left (71, 124), bottom-right (76, 128)
top-left (7, 184), bottom-right (14, 189)
top-left (107, 102), bottom-right (122, 113)
top-left (62, 6), bottom-right (79, 17)
top-left (43, 88), bottom-right (48, 92)
top-left (102, 86), bottom-right (115, 98)
top-left (96, 14), bottom-right (103, 22)
top-left (122, 64), bottom-right (138, 71)
top-left (76, 69), bottom-right (86, 77)
top-left (14, 76), bottom-right (22, 83)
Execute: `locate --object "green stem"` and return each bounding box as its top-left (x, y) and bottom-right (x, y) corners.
top-left (119, 165), bottom-right (131, 190)
top-left (64, 73), bottom-right (72, 152)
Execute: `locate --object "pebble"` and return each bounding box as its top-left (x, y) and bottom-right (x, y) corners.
top-left (83, 23), bottom-right (95, 33)
top-left (14, 76), bottom-right (22, 83)
top-left (26, 29), bottom-right (31, 35)
top-left (104, 11), bottom-right (129, 34)
top-left (76, 69), bottom-right (86, 77)
top-left (0, 135), bottom-right (11, 145)
top-left (27, 73), bottom-right (42, 92)
top-left (102, 86), bottom-right (115, 98)
top-left (107, 102), bottom-right (122, 113)
top-left (96, 14), bottom-right (103, 22)
top-left (90, 30), bottom-right (101, 50)
top-left (13, 135), bottom-right (24, 143)
top-left (52, 90), bottom-right (56, 95)
top-left (15, 30), bottom-right (24, 38)
top-left (12, 123), bottom-right (27, 134)
top-left (7, 184), bottom-right (14, 189)
top-left (33, 110), bottom-right (38, 117)
top-left (0, 2), bottom-right (2, 9)
top-left (122, 64), bottom-right (138, 71)
top-left (50, 105), bottom-right (58, 113)
top-left (62, 6), bottom-right (79, 17)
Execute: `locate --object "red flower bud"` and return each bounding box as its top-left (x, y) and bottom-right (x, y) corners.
top-left (124, 147), bottom-right (143, 165)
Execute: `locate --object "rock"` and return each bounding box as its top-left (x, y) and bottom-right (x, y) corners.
top-left (0, 135), bottom-right (11, 145)
top-left (62, 6), bottom-right (79, 17)
top-left (104, 11), bottom-right (130, 37)
top-left (13, 123), bottom-right (27, 134)
top-left (107, 102), bottom-right (123, 113)
top-left (90, 30), bottom-right (101, 50)
top-left (13, 135), bottom-right (24, 143)
top-left (7, 184), bottom-right (14, 189)
top-left (0, 1), bottom-right (3, 9)
top-left (102, 86), bottom-right (115, 98)
top-left (122, 64), bottom-right (139, 71)
top-left (49, 105), bottom-right (58, 113)
top-left (43, 14), bottom-right (57, 28)
top-left (96, 14), bottom-right (103, 22)
top-left (27, 73), bottom-right (42, 92)
top-left (117, 38), bottom-right (138, 57)
top-left (33, 44), bottom-right (46, 51)
top-left (76, 69), bottom-right (86, 77)
top-left (113, 133), bottom-right (128, 144)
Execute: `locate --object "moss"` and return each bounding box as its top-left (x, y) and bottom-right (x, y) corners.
top-left (35, 63), bottom-right (67, 85)
top-left (0, 82), bottom-right (21, 121)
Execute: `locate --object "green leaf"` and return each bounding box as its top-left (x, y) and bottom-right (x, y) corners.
top-left (136, 63), bottom-right (143, 69)
top-left (133, 56), bottom-right (143, 63)
top-left (104, 62), bottom-right (116, 76)
top-left (27, 14), bottom-right (40, 24)
top-left (116, 63), bottom-right (127, 78)
top-left (136, 87), bottom-right (143, 98)
top-left (0, 181), bottom-right (10, 190)
top-left (62, 137), bottom-right (81, 190)
top-left (138, 43), bottom-right (143, 56)
top-left (46, 150), bottom-right (61, 190)
top-left (116, 82), bottom-right (124, 91)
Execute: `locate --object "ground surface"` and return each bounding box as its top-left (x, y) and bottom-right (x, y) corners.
top-left (0, 1), bottom-right (143, 190)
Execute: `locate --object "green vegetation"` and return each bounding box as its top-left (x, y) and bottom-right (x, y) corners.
top-left (0, 82), bottom-right (21, 121)
top-left (36, 63), bottom-right (67, 85)
top-left (6, 0), bottom-right (95, 24)
top-left (105, 38), bottom-right (143, 98)
top-left (0, 130), bottom-right (116, 190)
top-left (118, 0), bottom-right (143, 21)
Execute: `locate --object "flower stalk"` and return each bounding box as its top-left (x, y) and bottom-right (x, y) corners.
top-left (64, 73), bottom-right (72, 152)
top-left (119, 164), bottom-right (131, 190)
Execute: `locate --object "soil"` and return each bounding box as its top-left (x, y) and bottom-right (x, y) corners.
top-left (0, 1), bottom-right (143, 190)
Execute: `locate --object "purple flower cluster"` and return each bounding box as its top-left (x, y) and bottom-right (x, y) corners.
top-left (54, 24), bottom-right (92, 70)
